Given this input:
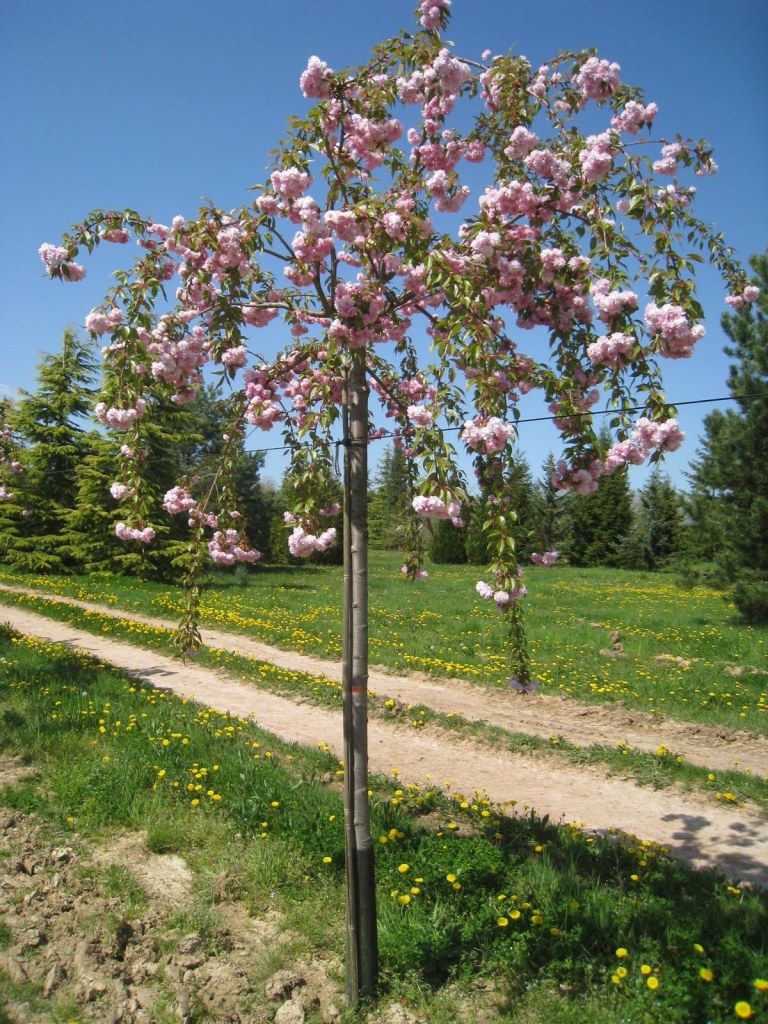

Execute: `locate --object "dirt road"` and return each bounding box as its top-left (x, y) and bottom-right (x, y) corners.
top-left (1, 596), bottom-right (767, 888)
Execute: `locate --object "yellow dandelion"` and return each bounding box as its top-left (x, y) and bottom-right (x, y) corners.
top-left (700, 968), bottom-right (714, 983)
top-left (616, 948), bottom-right (629, 959)
top-left (646, 976), bottom-right (659, 991)
top-left (735, 1002), bottom-right (753, 1020)
top-left (497, 917), bottom-right (509, 927)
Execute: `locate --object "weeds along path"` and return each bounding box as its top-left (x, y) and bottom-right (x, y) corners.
top-left (1, 599), bottom-right (767, 888)
top-left (0, 584), bottom-right (766, 777)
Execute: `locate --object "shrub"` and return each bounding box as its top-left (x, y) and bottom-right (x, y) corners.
top-left (730, 571), bottom-right (768, 625)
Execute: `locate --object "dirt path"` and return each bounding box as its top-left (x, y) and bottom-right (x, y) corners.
top-left (1, 598), bottom-right (768, 888)
top-left (2, 584), bottom-right (766, 776)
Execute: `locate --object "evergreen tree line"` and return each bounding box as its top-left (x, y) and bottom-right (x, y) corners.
top-left (3, 243), bottom-right (765, 615)
top-left (0, 330), bottom-right (686, 582)
top-left (369, 440), bottom-right (691, 571)
top-left (0, 329), bottom-right (275, 581)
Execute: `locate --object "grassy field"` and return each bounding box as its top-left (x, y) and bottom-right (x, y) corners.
top-left (0, 581), bottom-right (767, 814)
top-left (0, 554), bottom-right (765, 737)
top-left (0, 626), bottom-right (766, 1024)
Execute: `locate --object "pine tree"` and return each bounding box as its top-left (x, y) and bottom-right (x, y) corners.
top-left (368, 445), bottom-right (411, 551)
top-left (507, 453), bottom-right (539, 562)
top-left (428, 518), bottom-right (467, 563)
top-left (686, 250), bottom-right (768, 619)
top-left (0, 329), bottom-right (98, 574)
top-left (531, 453), bottom-right (568, 555)
top-left (638, 469), bottom-right (687, 569)
top-left (564, 430), bottom-right (634, 567)
top-left (464, 495), bottom-right (489, 565)
top-left (464, 455), bottom-right (538, 565)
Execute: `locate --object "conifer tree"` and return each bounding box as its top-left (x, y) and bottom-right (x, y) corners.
top-left (368, 445), bottom-right (411, 551)
top-left (563, 431), bottom-right (634, 566)
top-left (532, 453), bottom-right (568, 555)
top-left (686, 251), bottom-right (768, 619)
top-left (0, 329), bottom-right (98, 574)
top-left (638, 468), bottom-right (686, 569)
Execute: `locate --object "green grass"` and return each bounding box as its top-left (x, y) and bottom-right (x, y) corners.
top-left (0, 625), bottom-right (767, 1024)
top-left (2, 585), bottom-right (766, 812)
top-left (0, 556), bottom-right (765, 736)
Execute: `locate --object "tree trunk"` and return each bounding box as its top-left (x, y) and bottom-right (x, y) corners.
top-left (341, 346), bottom-right (377, 1003)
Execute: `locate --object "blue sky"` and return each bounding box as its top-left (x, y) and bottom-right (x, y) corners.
top-left (1, 0), bottom-right (766, 488)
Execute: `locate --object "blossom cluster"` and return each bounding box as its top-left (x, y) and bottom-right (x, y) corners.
top-left (208, 529), bottom-right (261, 565)
top-left (645, 303), bottom-right (706, 359)
top-left (38, 242), bottom-right (86, 282)
top-left (95, 399), bottom-right (147, 431)
top-left (412, 495), bottom-right (463, 527)
top-left (603, 417), bottom-right (684, 474)
top-left (162, 486), bottom-right (197, 515)
top-left (288, 525), bottom-right (337, 558)
top-left (725, 285), bottom-right (760, 309)
top-left (531, 550), bottom-right (559, 567)
top-left (85, 307), bottom-right (124, 335)
top-left (115, 522), bottom-right (155, 543)
top-left (476, 572), bottom-right (527, 611)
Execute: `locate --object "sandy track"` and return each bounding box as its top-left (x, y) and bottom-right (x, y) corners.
top-left (1, 598), bottom-right (767, 888)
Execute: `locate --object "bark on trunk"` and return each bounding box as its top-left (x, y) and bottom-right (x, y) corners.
top-left (341, 347), bottom-right (377, 1003)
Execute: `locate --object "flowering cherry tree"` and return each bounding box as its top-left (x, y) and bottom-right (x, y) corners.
top-left (41, 0), bottom-right (756, 999)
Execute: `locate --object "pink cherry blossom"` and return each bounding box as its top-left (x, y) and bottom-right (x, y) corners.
top-left (163, 486), bottom-right (197, 514)
top-left (573, 56), bottom-right (621, 101)
top-left (531, 550), bottom-right (559, 566)
top-left (407, 404), bottom-right (434, 426)
top-left (288, 525), bottom-right (337, 558)
top-left (645, 302), bottom-right (705, 358)
top-left (402, 564), bottom-right (428, 579)
top-left (461, 416), bottom-right (515, 454)
top-left (300, 55), bottom-right (333, 99)
top-left (725, 285), bottom-right (760, 308)
top-left (109, 482), bottom-right (134, 500)
top-left (611, 100), bottom-right (658, 135)
top-left (208, 529), bottom-right (260, 565)
top-left (115, 522), bottom-right (155, 544)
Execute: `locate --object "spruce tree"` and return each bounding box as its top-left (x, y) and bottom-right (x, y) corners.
top-left (0, 329), bottom-right (98, 574)
top-left (686, 250), bottom-right (768, 619)
top-left (564, 431), bottom-right (634, 567)
top-left (638, 468), bottom-right (687, 569)
top-left (532, 453), bottom-right (568, 555)
top-left (428, 518), bottom-right (467, 563)
top-left (368, 445), bottom-right (411, 551)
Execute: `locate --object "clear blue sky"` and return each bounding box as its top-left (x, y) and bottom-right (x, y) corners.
top-left (1, 0), bottom-right (766, 488)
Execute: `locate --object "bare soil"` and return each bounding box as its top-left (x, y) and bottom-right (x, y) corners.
top-left (0, 597), bottom-right (767, 889)
top-left (0, 771), bottom-right (346, 1024)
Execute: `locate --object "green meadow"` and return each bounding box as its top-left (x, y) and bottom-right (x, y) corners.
top-left (0, 554), bottom-right (765, 735)
top-left (0, 626), bottom-right (766, 1024)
